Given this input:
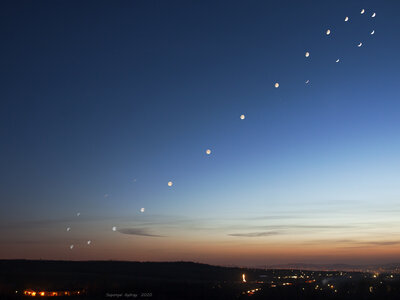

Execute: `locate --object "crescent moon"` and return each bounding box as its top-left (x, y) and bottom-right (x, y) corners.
top-left (371, 30), bottom-right (375, 35)
top-left (371, 12), bottom-right (376, 18)
top-left (344, 16), bottom-right (349, 22)
top-left (361, 9), bottom-right (365, 14)
top-left (357, 42), bottom-right (363, 47)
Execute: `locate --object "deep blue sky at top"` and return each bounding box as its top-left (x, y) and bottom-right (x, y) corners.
top-left (1, 0), bottom-right (400, 225)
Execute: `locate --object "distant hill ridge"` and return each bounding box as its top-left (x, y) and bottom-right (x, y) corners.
top-left (264, 262), bottom-right (400, 272)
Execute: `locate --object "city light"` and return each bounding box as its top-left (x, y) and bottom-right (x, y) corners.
top-left (23, 289), bottom-right (83, 297)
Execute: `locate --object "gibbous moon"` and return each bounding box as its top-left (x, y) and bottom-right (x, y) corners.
top-left (206, 149), bottom-right (211, 155)
top-left (87, 240), bottom-right (91, 245)
top-left (344, 16), bottom-right (349, 22)
top-left (357, 42), bottom-right (363, 47)
top-left (70, 245), bottom-right (74, 250)
top-left (112, 226), bottom-right (117, 232)
top-left (66, 227), bottom-right (71, 232)
top-left (371, 30), bottom-right (375, 35)
top-left (274, 82), bottom-right (279, 88)
top-left (140, 207), bottom-right (145, 213)
top-left (371, 12), bottom-right (376, 18)
top-left (305, 52), bottom-right (310, 58)
top-left (326, 29), bottom-right (331, 35)
top-left (240, 114), bottom-right (245, 120)
top-left (168, 181), bottom-right (173, 187)
top-left (361, 9), bottom-right (365, 14)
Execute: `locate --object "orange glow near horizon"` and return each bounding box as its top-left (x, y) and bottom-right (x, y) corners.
top-left (5, 234), bottom-right (400, 266)
top-left (4, 212), bottom-right (400, 266)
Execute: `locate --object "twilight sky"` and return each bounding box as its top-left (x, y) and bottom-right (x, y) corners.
top-left (1, 0), bottom-right (400, 266)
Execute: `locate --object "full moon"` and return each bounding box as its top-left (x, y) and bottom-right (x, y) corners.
top-left (168, 181), bottom-right (173, 187)
top-left (274, 82), bottom-right (279, 88)
top-left (206, 149), bottom-right (211, 155)
top-left (112, 226), bottom-right (117, 231)
top-left (240, 114), bottom-right (245, 120)
top-left (140, 207), bottom-right (145, 213)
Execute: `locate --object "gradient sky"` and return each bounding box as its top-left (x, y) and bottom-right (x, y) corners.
top-left (1, 0), bottom-right (400, 266)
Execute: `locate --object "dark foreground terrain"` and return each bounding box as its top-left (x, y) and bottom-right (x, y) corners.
top-left (1, 260), bottom-right (400, 299)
